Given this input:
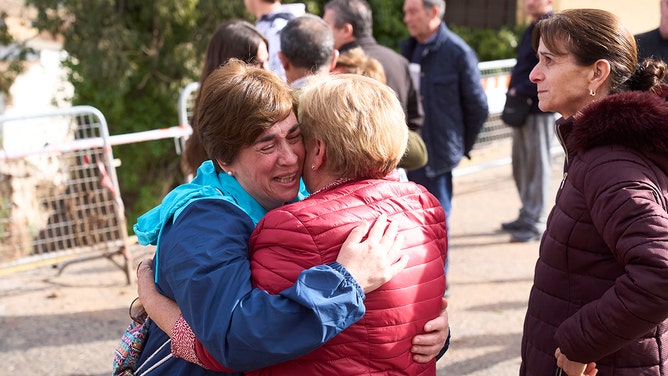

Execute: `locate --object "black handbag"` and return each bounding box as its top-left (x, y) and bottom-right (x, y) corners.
top-left (501, 94), bottom-right (533, 127)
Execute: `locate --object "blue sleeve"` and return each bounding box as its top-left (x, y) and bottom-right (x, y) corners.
top-left (157, 199), bottom-right (365, 372)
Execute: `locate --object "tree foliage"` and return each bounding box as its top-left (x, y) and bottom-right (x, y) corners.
top-left (1, 11), bottom-right (33, 96)
top-left (450, 24), bottom-right (524, 61)
top-left (25, 0), bottom-right (251, 231)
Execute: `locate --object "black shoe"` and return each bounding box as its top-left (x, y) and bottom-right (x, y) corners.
top-left (501, 219), bottom-right (525, 232)
top-left (510, 228), bottom-right (543, 243)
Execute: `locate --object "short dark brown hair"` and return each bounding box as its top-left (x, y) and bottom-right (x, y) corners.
top-left (196, 59), bottom-right (297, 169)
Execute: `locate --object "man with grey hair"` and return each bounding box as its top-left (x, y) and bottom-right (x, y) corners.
top-left (323, 0), bottom-right (422, 132)
top-left (278, 14), bottom-right (339, 88)
top-left (401, 0), bottom-right (489, 294)
top-left (323, 0), bottom-right (427, 171)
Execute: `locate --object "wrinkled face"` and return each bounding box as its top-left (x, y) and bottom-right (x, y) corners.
top-left (226, 112), bottom-right (304, 210)
top-left (403, 0), bottom-right (434, 42)
top-left (529, 39), bottom-right (593, 118)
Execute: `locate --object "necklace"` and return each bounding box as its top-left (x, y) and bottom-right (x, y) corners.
top-left (310, 177), bottom-right (355, 196)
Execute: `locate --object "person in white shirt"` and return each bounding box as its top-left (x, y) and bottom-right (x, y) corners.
top-left (244, 0), bottom-right (306, 80)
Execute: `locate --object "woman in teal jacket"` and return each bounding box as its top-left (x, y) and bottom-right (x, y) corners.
top-left (129, 60), bottom-right (448, 375)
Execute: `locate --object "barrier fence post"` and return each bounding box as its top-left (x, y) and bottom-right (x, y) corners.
top-left (0, 106), bottom-right (132, 283)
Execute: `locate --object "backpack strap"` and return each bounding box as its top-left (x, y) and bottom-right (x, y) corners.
top-left (135, 337), bottom-right (172, 376)
top-left (260, 12), bottom-right (296, 23)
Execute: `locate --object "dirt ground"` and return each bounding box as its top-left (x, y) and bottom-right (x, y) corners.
top-left (0, 246), bottom-right (153, 376)
top-left (0, 153), bottom-right (565, 376)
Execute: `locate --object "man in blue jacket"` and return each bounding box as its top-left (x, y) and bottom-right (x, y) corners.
top-left (401, 0), bottom-right (488, 293)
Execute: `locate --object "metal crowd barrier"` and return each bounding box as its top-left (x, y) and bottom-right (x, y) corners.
top-left (174, 81), bottom-right (199, 159)
top-left (0, 106), bottom-right (192, 282)
top-left (476, 58), bottom-right (516, 147)
top-left (0, 106), bottom-right (133, 282)
top-left (178, 81), bottom-right (199, 129)
top-left (177, 81), bottom-right (199, 182)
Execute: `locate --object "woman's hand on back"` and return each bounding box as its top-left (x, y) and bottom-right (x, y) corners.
top-left (336, 214), bottom-right (408, 294)
top-left (412, 298), bottom-right (450, 363)
top-left (136, 258), bottom-right (182, 335)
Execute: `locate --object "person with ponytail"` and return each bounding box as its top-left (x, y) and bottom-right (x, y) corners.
top-left (519, 8), bottom-right (668, 376)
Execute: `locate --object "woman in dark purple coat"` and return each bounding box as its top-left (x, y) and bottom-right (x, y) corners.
top-left (520, 8), bottom-right (668, 376)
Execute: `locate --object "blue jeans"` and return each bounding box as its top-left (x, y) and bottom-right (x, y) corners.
top-left (407, 168), bottom-right (452, 280)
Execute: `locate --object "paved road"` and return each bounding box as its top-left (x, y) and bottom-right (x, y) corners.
top-left (0, 143), bottom-right (565, 375)
top-left (436, 151), bottom-right (563, 375)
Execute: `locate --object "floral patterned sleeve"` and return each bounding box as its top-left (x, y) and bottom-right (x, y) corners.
top-left (171, 315), bottom-right (232, 372)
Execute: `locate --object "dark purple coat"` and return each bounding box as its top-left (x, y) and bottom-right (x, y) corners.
top-left (521, 85), bottom-right (668, 375)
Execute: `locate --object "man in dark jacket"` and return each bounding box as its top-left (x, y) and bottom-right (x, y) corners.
top-left (500, 0), bottom-right (556, 243)
top-left (401, 0), bottom-right (488, 290)
top-left (323, 0), bottom-right (427, 171)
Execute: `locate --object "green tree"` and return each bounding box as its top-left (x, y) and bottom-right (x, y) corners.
top-left (0, 11), bottom-right (32, 97)
top-left (26, 0), bottom-right (250, 231)
top-left (450, 24), bottom-right (524, 61)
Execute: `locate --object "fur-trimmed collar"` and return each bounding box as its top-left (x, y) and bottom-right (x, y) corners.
top-left (564, 84), bottom-right (668, 154)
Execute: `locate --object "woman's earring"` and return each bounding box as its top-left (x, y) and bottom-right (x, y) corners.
top-left (311, 164), bottom-right (315, 171)
top-left (589, 89), bottom-right (596, 97)
top-left (227, 170), bottom-right (233, 176)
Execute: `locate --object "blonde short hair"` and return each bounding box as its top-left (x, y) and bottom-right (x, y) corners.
top-left (334, 47), bottom-right (387, 84)
top-left (298, 74), bottom-right (408, 179)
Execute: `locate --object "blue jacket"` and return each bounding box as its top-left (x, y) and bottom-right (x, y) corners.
top-left (401, 22), bottom-right (489, 177)
top-left (131, 161), bottom-right (366, 374)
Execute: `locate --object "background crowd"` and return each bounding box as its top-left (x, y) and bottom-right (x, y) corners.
top-left (2, 0), bottom-right (668, 375)
top-left (79, 0), bottom-right (668, 375)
